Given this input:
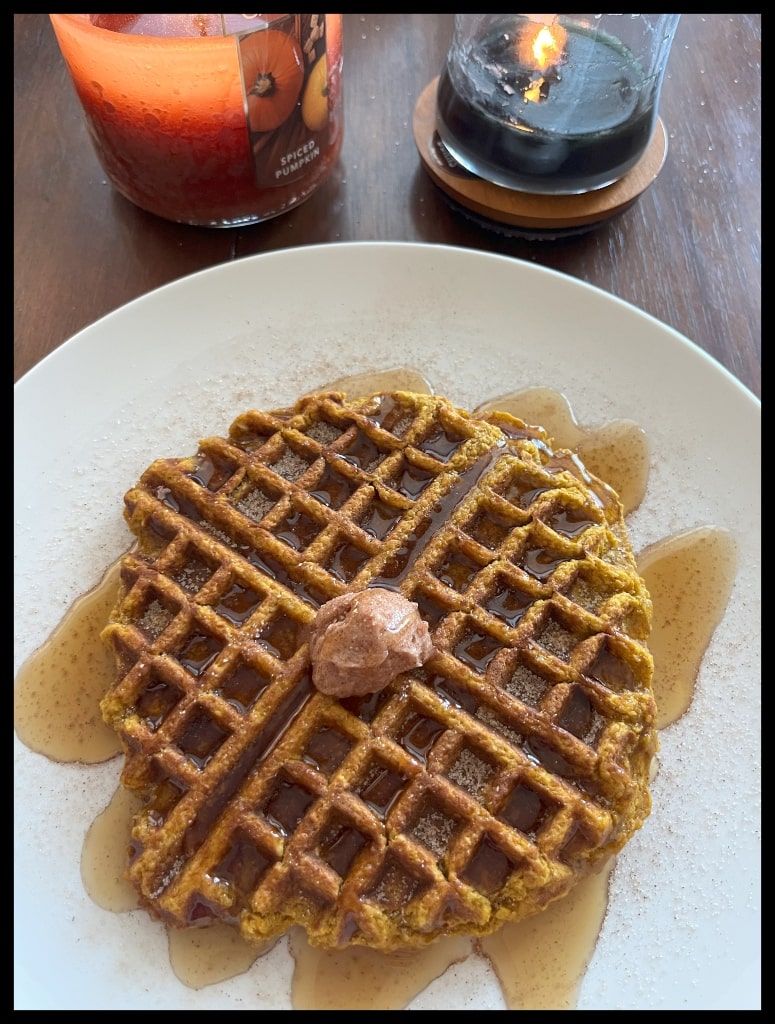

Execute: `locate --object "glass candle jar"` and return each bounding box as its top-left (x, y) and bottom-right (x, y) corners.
top-left (436, 14), bottom-right (680, 195)
top-left (48, 14), bottom-right (344, 227)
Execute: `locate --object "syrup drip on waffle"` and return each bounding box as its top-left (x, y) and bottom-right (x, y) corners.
top-left (14, 370), bottom-right (738, 1010)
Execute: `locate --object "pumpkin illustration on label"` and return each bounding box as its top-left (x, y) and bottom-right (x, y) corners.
top-left (242, 28), bottom-right (304, 134)
top-left (301, 54), bottom-right (329, 132)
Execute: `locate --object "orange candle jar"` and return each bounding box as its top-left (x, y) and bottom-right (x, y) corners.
top-left (48, 14), bottom-right (344, 227)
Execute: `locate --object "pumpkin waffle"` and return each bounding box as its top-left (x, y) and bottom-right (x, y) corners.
top-left (100, 390), bottom-right (657, 951)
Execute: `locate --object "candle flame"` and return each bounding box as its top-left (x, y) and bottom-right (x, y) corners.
top-left (517, 17), bottom-right (567, 71)
top-left (524, 79), bottom-right (543, 103)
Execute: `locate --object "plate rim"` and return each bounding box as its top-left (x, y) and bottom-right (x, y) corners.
top-left (14, 241), bottom-right (761, 411)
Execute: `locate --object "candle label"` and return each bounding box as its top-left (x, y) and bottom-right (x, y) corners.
top-left (429, 130), bottom-right (476, 180)
top-left (237, 14), bottom-right (338, 189)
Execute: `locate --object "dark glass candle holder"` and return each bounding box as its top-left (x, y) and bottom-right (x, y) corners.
top-left (436, 14), bottom-right (680, 196)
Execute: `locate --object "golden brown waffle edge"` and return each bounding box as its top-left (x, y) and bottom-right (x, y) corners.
top-left (100, 389), bottom-right (657, 951)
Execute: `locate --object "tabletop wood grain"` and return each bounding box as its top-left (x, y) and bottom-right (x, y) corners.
top-left (14, 14), bottom-right (760, 398)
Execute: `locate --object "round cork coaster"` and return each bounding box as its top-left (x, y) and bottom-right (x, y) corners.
top-left (413, 77), bottom-right (668, 237)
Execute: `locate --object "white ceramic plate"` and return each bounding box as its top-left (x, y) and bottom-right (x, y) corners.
top-left (14, 242), bottom-right (760, 1010)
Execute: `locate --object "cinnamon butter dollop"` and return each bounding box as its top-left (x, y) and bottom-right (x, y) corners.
top-left (308, 588), bottom-right (435, 698)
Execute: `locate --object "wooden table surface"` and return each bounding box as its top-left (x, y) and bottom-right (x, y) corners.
top-left (14, 14), bottom-right (761, 398)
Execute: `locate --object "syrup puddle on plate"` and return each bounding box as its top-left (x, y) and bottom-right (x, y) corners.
top-left (14, 367), bottom-right (738, 1010)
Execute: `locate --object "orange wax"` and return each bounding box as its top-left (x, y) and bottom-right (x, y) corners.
top-left (49, 14), bottom-right (343, 227)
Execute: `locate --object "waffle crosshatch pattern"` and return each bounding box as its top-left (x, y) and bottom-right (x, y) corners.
top-left (101, 391), bottom-right (657, 951)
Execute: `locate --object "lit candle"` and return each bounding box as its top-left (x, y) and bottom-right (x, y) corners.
top-left (48, 14), bottom-right (343, 227)
top-left (436, 14), bottom-right (679, 195)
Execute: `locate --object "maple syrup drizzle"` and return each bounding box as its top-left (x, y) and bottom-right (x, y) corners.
top-left (637, 525), bottom-right (738, 730)
top-left (313, 367), bottom-right (433, 397)
top-left (289, 928), bottom-right (473, 1010)
top-left (474, 387), bottom-right (649, 516)
top-left (81, 783), bottom-right (144, 913)
top-left (14, 367), bottom-right (739, 1010)
top-left (479, 862), bottom-right (613, 1010)
top-left (167, 925), bottom-right (275, 990)
top-left (13, 560), bottom-right (122, 764)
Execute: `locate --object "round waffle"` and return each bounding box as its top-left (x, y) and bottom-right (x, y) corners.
top-left (100, 390), bottom-right (657, 951)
